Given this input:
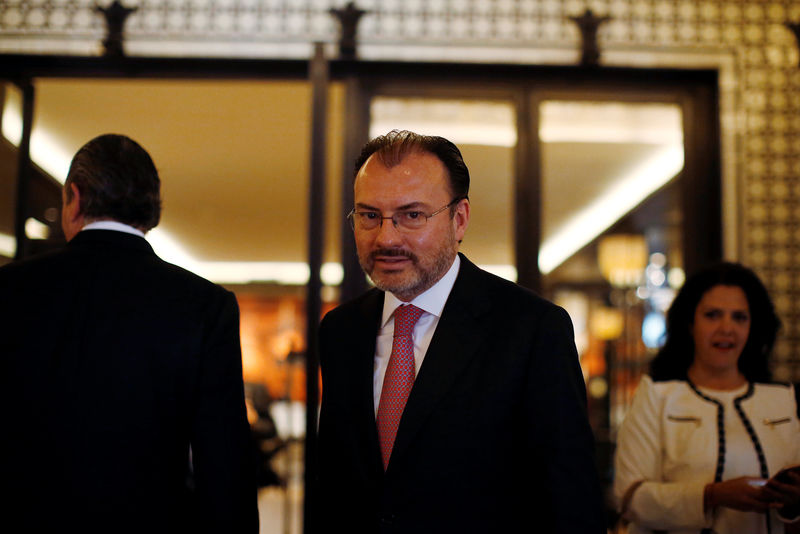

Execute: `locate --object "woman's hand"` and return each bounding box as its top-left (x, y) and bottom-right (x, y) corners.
top-left (706, 477), bottom-right (777, 512)
top-left (762, 470), bottom-right (800, 518)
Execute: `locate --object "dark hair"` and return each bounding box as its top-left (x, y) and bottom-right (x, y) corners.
top-left (65, 134), bottom-right (161, 231)
top-left (650, 261), bottom-right (780, 383)
top-left (354, 129), bottom-right (470, 208)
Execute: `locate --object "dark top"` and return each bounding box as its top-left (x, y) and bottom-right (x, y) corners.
top-left (317, 254), bottom-right (606, 533)
top-left (0, 230), bottom-right (258, 534)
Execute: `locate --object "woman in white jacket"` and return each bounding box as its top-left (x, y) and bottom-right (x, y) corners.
top-left (614, 262), bottom-right (800, 534)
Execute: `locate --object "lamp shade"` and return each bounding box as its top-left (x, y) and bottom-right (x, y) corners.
top-left (597, 234), bottom-right (648, 287)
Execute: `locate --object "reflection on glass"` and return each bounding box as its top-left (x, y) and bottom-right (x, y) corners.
top-left (539, 100), bottom-right (685, 448)
top-left (539, 101), bottom-right (684, 275)
top-left (1, 83), bottom-right (21, 260)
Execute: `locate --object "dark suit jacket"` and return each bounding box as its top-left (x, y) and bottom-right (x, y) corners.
top-left (317, 254), bottom-right (606, 533)
top-left (0, 230), bottom-right (257, 534)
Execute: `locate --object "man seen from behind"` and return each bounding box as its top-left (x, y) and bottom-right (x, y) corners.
top-left (0, 134), bottom-right (258, 534)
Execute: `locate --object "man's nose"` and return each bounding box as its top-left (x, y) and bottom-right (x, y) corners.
top-left (374, 216), bottom-right (402, 245)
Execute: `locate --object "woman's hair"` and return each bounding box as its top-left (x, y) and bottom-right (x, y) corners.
top-left (650, 261), bottom-right (780, 382)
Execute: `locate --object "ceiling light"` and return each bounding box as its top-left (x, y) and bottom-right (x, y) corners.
top-left (0, 232), bottom-right (15, 257)
top-left (538, 144), bottom-right (684, 274)
top-left (147, 228), bottom-right (346, 285)
top-left (24, 217), bottom-right (50, 240)
top-left (370, 121), bottom-right (516, 147)
top-left (2, 86), bottom-right (72, 183)
top-left (539, 101), bottom-right (683, 144)
top-left (370, 98), bottom-right (517, 147)
top-left (1, 85), bottom-right (22, 145)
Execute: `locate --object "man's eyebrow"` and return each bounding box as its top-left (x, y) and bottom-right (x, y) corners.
top-left (354, 201), bottom-right (428, 211)
top-left (396, 202), bottom-right (426, 210)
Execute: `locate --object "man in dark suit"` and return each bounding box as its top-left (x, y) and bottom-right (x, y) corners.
top-left (317, 130), bottom-right (606, 533)
top-left (0, 134), bottom-right (258, 533)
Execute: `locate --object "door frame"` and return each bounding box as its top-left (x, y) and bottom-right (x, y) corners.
top-left (342, 63), bottom-right (720, 295)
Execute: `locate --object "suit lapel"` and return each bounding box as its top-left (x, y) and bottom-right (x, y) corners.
top-left (350, 289), bottom-right (386, 477)
top-left (388, 256), bottom-right (492, 470)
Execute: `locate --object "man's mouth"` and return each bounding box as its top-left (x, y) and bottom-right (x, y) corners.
top-left (371, 249), bottom-right (416, 266)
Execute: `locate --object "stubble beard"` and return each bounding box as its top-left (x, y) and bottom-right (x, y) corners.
top-left (358, 229), bottom-right (458, 302)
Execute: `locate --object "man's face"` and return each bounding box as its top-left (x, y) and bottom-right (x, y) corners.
top-left (353, 151), bottom-right (469, 302)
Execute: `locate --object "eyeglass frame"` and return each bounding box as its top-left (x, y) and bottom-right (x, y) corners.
top-left (347, 196), bottom-right (467, 231)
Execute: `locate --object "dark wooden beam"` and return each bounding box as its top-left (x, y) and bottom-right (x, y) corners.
top-left (303, 42), bottom-right (327, 534)
top-left (13, 80), bottom-right (34, 260)
top-left (339, 74), bottom-right (371, 302)
top-left (515, 89), bottom-right (540, 292)
top-left (0, 53), bottom-right (722, 84)
top-left (0, 54), bottom-right (309, 80)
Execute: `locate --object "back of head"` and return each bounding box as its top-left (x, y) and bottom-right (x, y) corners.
top-left (65, 134), bottom-right (162, 231)
top-left (650, 261), bottom-right (780, 382)
top-left (354, 129), bottom-right (470, 201)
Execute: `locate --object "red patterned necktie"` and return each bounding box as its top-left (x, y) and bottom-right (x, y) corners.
top-left (376, 304), bottom-right (425, 470)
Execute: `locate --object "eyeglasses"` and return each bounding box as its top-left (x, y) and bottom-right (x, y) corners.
top-left (347, 197), bottom-right (464, 231)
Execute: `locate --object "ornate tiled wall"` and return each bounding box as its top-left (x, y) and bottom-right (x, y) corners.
top-left (1, 0), bottom-right (799, 377)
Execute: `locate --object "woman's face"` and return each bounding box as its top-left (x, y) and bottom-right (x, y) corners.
top-left (690, 284), bottom-right (751, 375)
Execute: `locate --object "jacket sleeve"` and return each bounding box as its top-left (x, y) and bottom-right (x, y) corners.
top-left (525, 305), bottom-right (607, 533)
top-left (613, 376), bottom-right (711, 530)
top-left (776, 384), bottom-right (800, 523)
top-left (790, 385), bottom-right (800, 467)
top-left (190, 290), bottom-right (259, 534)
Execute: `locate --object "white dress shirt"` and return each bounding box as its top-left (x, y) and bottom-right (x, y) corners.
top-left (373, 255), bottom-right (460, 414)
top-left (81, 220), bottom-right (145, 238)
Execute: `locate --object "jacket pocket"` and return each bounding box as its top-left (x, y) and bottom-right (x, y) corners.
top-left (763, 417), bottom-right (791, 427)
top-left (667, 414), bottom-right (701, 426)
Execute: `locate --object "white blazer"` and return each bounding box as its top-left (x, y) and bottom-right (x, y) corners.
top-left (614, 375), bottom-right (800, 534)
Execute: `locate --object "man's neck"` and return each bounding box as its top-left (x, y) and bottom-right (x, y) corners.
top-left (385, 255), bottom-right (461, 316)
top-left (81, 220), bottom-right (146, 238)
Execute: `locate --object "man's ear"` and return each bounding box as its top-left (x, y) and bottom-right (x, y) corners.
top-left (61, 183), bottom-right (84, 241)
top-left (66, 183), bottom-right (83, 220)
top-left (453, 198), bottom-right (470, 243)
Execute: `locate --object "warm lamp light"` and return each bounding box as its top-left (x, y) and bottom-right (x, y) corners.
top-left (590, 306), bottom-right (624, 340)
top-left (597, 234), bottom-right (648, 287)
top-left (270, 329), bottom-right (304, 361)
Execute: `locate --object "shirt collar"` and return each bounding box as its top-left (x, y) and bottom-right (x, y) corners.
top-left (81, 220), bottom-right (146, 238)
top-left (381, 254), bottom-right (461, 327)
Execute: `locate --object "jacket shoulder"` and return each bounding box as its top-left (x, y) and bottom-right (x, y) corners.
top-left (458, 260), bottom-right (561, 319)
top-left (752, 381), bottom-right (796, 400)
top-left (321, 287), bottom-right (382, 327)
top-left (152, 255), bottom-right (231, 295)
top-left (0, 248), bottom-right (73, 291)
